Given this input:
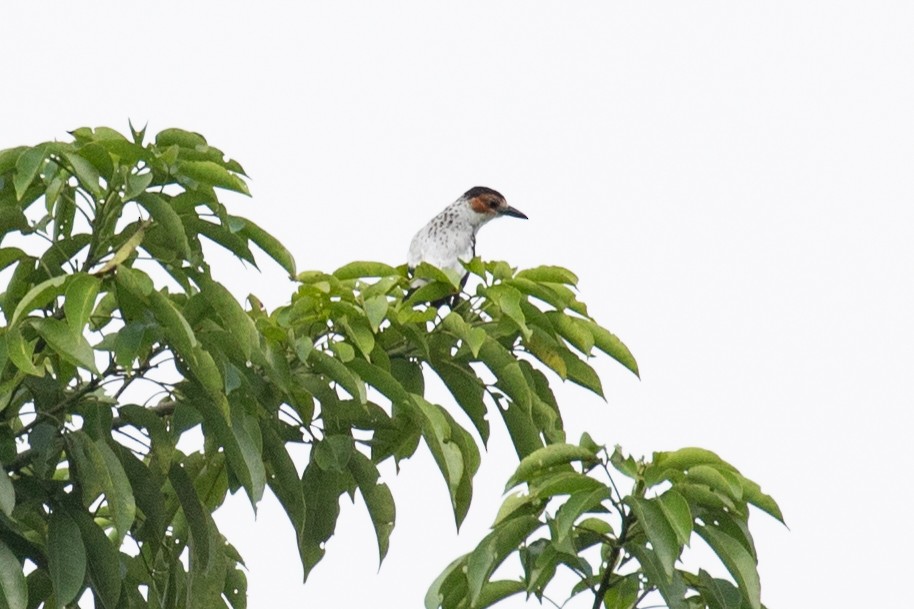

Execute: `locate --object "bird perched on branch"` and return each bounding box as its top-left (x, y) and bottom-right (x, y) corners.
top-left (407, 186), bottom-right (527, 304)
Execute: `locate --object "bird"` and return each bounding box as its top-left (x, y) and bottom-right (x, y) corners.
top-left (407, 186), bottom-right (527, 305)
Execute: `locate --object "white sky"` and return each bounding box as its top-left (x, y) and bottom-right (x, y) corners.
top-left (3, 2), bottom-right (913, 607)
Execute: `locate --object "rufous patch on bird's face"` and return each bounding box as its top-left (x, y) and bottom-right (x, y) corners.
top-left (469, 193), bottom-right (505, 215)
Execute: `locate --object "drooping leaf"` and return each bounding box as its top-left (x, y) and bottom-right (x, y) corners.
top-left (506, 443), bottom-right (597, 491)
top-left (0, 467), bottom-right (14, 517)
top-left (176, 160), bottom-right (250, 195)
top-left (695, 525), bottom-right (761, 609)
top-left (465, 515), bottom-right (541, 606)
top-left (332, 261), bottom-right (398, 280)
top-left (348, 452), bottom-right (395, 563)
top-left (32, 318), bottom-right (99, 374)
top-left (47, 510), bottom-right (87, 606)
top-left (234, 216), bottom-right (297, 277)
top-left (9, 274), bottom-right (68, 326)
top-left (63, 273), bottom-right (101, 334)
top-left (0, 540), bottom-right (26, 609)
top-left (625, 496), bottom-right (680, 577)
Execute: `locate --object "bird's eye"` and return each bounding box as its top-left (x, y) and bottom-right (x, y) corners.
top-left (488, 199), bottom-right (499, 209)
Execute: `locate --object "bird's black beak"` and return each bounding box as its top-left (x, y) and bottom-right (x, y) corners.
top-left (501, 205), bottom-right (528, 219)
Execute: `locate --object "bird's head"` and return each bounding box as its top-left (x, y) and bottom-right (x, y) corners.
top-left (463, 186), bottom-right (527, 223)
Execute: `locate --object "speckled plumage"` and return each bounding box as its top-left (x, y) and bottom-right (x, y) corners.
top-left (408, 186), bottom-right (527, 285)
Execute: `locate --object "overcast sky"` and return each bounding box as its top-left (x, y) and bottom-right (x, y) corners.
top-left (3, 2), bottom-right (913, 607)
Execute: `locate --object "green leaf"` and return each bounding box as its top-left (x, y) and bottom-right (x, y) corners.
top-left (466, 515), bottom-right (541, 606)
top-left (155, 127), bottom-right (207, 149)
top-left (135, 193), bottom-right (191, 257)
top-left (627, 543), bottom-right (688, 609)
top-left (123, 171), bottom-right (154, 201)
top-left (506, 443), bottom-right (597, 491)
top-left (363, 295), bottom-right (389, 333)
top-left (657, 490), bottom-right (693, 548)
top-left (199, 276), bottom-right (258, 360)
top-left (410, 395), bottom-right (465, 515)
top-left (0, 467), bottom-right (13, 517)
top-left (478, 338), bottom-right (531, 413)
top-left (515, 265), bottom-right (578, 285)
top-left (94, 220), bottom-right (150, 275)
top-left (584, 320), bottom-right (639, 378)
top-left (64, 273), bottom-right (101, 333)
top-left (625, 496), bottom-right (680, 577)
top-left (0, 540), bottom-right (27, 609)
top-left (300, 461), bottom-right (347, 582)
top-left (427, 357), bottom-right (489, 443)
top-left (552, 486), bottom-right (611, 552)
top-left (67, 505), bottom-right (121, 609)
top-left (176, 160), bottom-right (250, 195)
top-left (234, 216), bottom-right (297, 277)
top-left (63, 151), bottom-right (102, 197)
top-left (64, 431), bottom-right (136, 542)
top-left (474, 580), bottom-right (525, 609)
top-left (696, 525), bottom-right (761, 609)
top-left (602, 573), bottom-right (640, 609)
top-left (333, 261), bottom-right (398, 280)
top-left (0, 248), bottom-right (25, 273)
top-left (484, 284), bottom-right (530, 337)
top-left (696, 569), bottom-right (744, 609)
top-left (348, 452), bottom-right (395, 563)
top-left (5, 324), bottom-right (43, 377)
top-left (14, 145), bottom-right (46, 200)
top-left (308, 350), bottom-right (366, 403)
top-left (646, 448), bottom-right (732, 485)
top-left (47, 510), bottom-right (87, 606)
top-left (740, 477), bottom-right (785, 524)
top-left (9, 274), bottom-right (68, 326)
top-left (32, 318), bottom-right (99, 374)
top-left (545, 311), bottom-right (594, 355)
top-left (169, 462), bottom-right (211, 571)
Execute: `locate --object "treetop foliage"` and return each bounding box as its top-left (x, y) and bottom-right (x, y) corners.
top-left (0, 126), bottom-right (780, 609)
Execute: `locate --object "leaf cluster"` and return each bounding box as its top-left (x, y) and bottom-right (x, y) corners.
top-left (0, 126), bottom-right (779, 609)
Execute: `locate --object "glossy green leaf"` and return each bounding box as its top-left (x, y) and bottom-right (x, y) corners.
top-left (234, 216), bottom-right (297, 277)
top-left (697, 569), bottom-right (744, 609)
top-left (627, 543), bottom-right (688, 609)
top-left (657, 490), bottom-right (693, 548)
top-left (427, 358), bottom-right (489, 443)
top-left (9, 274), bottom-right (68, 326)
top-left (47, 510), bottom-right (87, 606)
top-left (515, 265), bottom-right (578, 285)
top-left (552, 486), bottom-right (611, 552)
top-left (602, 573), bottom-right (640, 609)
top-left (584, 320), bottom-right (639, 378)
top-left (63, 151), bottom-right (102, 197)
top-left (199, 276), bottom-right (258, 360)
top-left (363, 294), bottom-right (389, 332)
top-left (135, 193), bottom-right (191, 257)
top-left (176, 160), bottom-right (249, 195)
top-left (0, 467), bottom-right (13, 517)
top-left (348, 452), bottom-right (395, 563)
top-left (67, 505), bottom-right (121, 609)
top-left (155, 127), bottom-right (207, 149)
top-left (696, 525), bottom-right (761, 609)
top-left (466, 515), bottom-right (541, 606)
top-left (31, 318), bottom-right (99, 374)
top-left (64, 431), bottom-right (136, 541)
top-left (300, 461), bottom-right (347, 582)
top-left (478, 338), bottom-right (531, 413)
top-left (169, 462), bottom-right (211, 570)
top-left (308, 349), bottom-right (366, 403)
top-left (123, 170), bottom-right (154, 201)
top-left (5, 325), bottom-right (43, 377)
top-left (625, 496), bottom-right (680, 577)
top-left (740, 477), bottom-right (785, 524)
top-left (94, 220), bottom-right (149, 274)
top-left (14, 145), bottom-right (45, 200)
top-left (506, 443), bottom-right (597, 491)
top-left (410, 395), bottom-right (465, 513)
top-left (0, 540), bottom-right (26, 609)
top-left (485, 284), bottom-right (530, 337)
top-left (332, 261), bottom-right (398, 280)
top-left (63, 273), bottom-right (101, 333)
top-left (545, 311), bottom-right (594, 355)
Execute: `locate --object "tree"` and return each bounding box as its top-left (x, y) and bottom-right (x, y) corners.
top-left (0, 126), bottom-right (782, 609)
